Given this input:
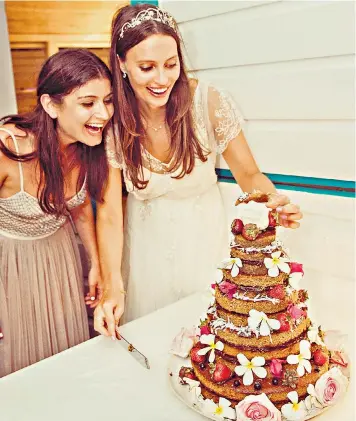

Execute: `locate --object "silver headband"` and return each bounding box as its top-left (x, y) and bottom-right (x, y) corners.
top-left (118, 7), bottom-right (176, 40)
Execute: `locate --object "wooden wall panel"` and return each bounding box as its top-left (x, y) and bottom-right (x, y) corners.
top-left (12, 48), bottom-right (46, 90)
top-left (5, 1), bottom-right (127, 35)
top-left (11, 48), bottom-right (47, 113)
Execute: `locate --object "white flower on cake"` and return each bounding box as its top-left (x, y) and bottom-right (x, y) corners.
top-left (314, 367), bottom-right (348, 407)
top-left (307, 325), bottom-right (325, 347)
top-left (264, 251), bottom-right (290, 277)
top-left (235, 393), bottom-right (282, 421)
top-left (287, 340), bottom-right (312, 377)
top-left (183, 377), bottom-right (202, 402)
top-left (204, 397), bottom-right (236, 420)
top-left (234, 354), bottom-right (267, 386)
top-left (304, 384), bottom-right (323, 411)
top-left (219, 258), bottom-right (242, 277)
top-left (197, 334), bottom-right (224, 363)
top-left (234, 201), bottom-right (270, 230)
top-left (281, 391), bottom-right (307, 421)
top-left (247, 309), bottom-right (281, 337)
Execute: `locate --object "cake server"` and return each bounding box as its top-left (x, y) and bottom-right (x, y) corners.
top-left (115, 327), bottom-right (151, 369)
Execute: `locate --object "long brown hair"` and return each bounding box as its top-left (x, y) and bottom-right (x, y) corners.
top-left (111, 4), bottom-right (208, 190)
top-left (0, 49), bottom-right (110, 216)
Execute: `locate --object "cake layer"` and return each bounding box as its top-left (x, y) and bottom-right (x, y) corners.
top-left (231, 246), bottom-right (281, 261)
top-left (234, 229), bottom-right (276, 248)
top-left (222, 270), bottom-right (289, 289)
top-left (215, 286), bottom-right (296, 315)
top-left (238, 259), bottom-right (269, 276)
top-left (192, 351), bottom-right (329, 406)
top-left (214, 320), bottom-right (310, 359)
top-left (235, 191), bottom-right (269, 205)
top-left (215, 332), bottom-right (306, 361)
top-left (200, 384), bottom-right (303, 411)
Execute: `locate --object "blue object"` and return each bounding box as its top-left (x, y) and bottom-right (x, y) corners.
top-left (130, 0), bottom-right (159, 5)
top-left (216, 169), bottom-right (355, 198)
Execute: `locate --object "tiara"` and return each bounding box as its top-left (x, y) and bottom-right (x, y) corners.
top-left (119, 8), bottom-right (176, 40)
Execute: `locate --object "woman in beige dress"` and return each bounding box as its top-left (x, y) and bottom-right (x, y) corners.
top-left (0, 49), bottom-right (113, 377)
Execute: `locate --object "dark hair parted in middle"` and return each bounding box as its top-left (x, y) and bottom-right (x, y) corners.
top-left (0, 48), bottom-right (111, 216)
top-left (110, 4), bottom-right (208, 190)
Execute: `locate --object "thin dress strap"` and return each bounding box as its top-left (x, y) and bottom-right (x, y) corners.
top-left (0, 128), bottom-right (25, 192)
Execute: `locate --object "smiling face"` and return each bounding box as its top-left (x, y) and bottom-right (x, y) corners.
top-left (120, 34), bottom-right (180, 111)
top-left (54, 77), bottom-right (114, 147)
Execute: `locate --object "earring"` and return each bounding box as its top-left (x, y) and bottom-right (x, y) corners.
top-left (122, 71), bottom-right (127, 79)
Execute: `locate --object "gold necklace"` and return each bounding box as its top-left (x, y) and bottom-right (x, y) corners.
top-left (142, 117), bottom-right (166, 132)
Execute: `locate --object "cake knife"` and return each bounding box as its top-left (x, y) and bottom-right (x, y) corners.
top-left (115, 327), bottom-right (151, 369)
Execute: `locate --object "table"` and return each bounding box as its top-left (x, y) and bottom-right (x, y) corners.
top-left (0, 293), bottom-right (354, 421)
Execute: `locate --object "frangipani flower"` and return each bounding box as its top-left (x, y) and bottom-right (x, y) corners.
top-left (219, 257), bottom-right (242, 277)
top-left (234, 353), bottom-right (267, 386)
top-left (304, 384), bottom-right (323, 410)
top-left (248, 309), bottom-right (281, 337)
top-left (287, 340), bottom-right (312, 377)
top-left (264, 251), bottom-right (290, 277)
top-left (197, 334), bottom-right (224, 363)
top-left (307, 324), bottom-right (325, 347)
top-left (281, 391), bottom-right (307, 420)
top-left (204, 397), bottom-right (236, 420)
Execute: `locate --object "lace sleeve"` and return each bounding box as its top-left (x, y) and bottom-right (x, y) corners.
top-left (105, 128), bottom-right (124, 169)
top-left (207, 85), bottom-right (245, 154)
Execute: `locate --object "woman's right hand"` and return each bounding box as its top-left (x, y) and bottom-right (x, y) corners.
top-left (0, 124), bottom-right (26, 141)
top-left (94, 289), bottom-right (125, 338)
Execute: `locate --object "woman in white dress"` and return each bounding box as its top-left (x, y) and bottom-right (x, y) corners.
top-left (94, 4), bottom-right (303, 336)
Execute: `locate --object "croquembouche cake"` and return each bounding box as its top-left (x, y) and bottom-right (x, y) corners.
top-left (170, 191), bottom-right (349, 421)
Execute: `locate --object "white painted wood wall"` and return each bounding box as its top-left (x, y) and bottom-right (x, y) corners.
top-left (161, 0), bottom-right (355, 351)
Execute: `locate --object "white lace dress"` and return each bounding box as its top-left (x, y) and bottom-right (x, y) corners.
top-left (106, 82), bottom-right (244, 323)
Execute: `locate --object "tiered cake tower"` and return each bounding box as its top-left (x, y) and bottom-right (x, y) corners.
top-left (176, 192), bottom-right (349, 421)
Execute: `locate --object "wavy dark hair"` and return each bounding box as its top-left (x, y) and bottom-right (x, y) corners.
top-left (110, 4), bottom-right (208, 190)
top-left (0, 48), bottom-right (111, 216)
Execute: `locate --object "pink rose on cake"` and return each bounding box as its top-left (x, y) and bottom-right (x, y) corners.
top-left (235, 393), bottom-right (282, 421)
top-left (314, 367), bottom-right (348, 406)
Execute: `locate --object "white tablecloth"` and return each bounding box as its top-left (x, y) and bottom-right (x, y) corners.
top-left (0, 292), bottom-right (354, 421)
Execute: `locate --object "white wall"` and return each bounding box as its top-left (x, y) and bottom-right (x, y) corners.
top-left (0, 2), bottom-right (17, 116)
top-left (161, 0), bottom-right (355, 351)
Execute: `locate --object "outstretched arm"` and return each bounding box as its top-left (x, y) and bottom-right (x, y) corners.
top-left (94, 164), bottom-right (125, 338)
top-left (207, 85), bottom-right (302, 228)
top-left (70, 195), bottom-right (101, 308)
top-left (222, 132), bottom-right (302, 229)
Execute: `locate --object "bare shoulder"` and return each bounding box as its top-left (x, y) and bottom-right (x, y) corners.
top-left (0, 130), bottom-right (35, 157)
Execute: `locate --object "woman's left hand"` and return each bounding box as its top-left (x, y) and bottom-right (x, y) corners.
top-left (266, 193), bottom-right (303, 229)
top-left (85, 265), bottom-right (102, 308)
